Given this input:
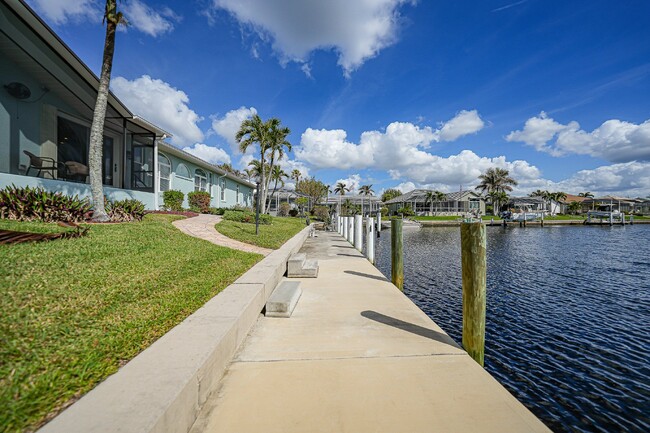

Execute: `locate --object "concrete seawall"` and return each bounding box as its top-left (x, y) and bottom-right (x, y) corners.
top-left (190, 231), bottom-right (552, 433)
top-left (39, 225), bottom-right (313, 433)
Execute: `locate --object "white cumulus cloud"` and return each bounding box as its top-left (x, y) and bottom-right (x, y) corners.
top-left (210, 107), bottom-right (258, 153)
top-left (334, 174), bottom-right (362, 194)
top-left (208, 0), bottom-right (415, 75)
top-left (112, 75), bottom-right (204, 146)
top-left (506, 112), bottom-right (650, 162)
top-left (122, 0), bottom-right (180, 37)
top-left (182, 143), bottom-right (231, 165)
top-left (27, 0), bottom-right (100, 24)
top-left (434, 110), bottom-right (485, 142)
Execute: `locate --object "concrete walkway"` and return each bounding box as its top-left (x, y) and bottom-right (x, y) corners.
top-left (173, 214), bottom-right (273, 256)
top-left (190, 231), bottom-right (551, 433)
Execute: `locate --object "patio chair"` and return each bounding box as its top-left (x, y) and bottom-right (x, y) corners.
top-left (23, 150), bottom-right (62, 179)
top-left (62, 161), bottom-right (89, 183)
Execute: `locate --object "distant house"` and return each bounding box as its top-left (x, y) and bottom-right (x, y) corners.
top-left (0, 0), bottom-right (253, 210)
top-left (383, 189), bottom-right (485, 216)
top-left (324, 194), bottom-right (383, 216)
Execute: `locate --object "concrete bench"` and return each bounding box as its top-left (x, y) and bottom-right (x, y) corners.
top-left (287, 253), bottom-right (319, 278)
top-left (265, 281), bottom-right (302, 318)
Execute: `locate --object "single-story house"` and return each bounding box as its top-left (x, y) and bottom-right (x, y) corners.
top-left (384, 189), bottom-right (485, 216)
top-left (325, 194), bottom-right (383, 216)
top-left (0, 0), bottom-right (253, 210)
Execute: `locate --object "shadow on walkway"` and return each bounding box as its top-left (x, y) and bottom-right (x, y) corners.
top-left (344, 270), bottom-right (387, 282)
top-left (361, 310), bottom-right (459, 348)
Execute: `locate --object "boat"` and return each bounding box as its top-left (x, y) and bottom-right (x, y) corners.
top-left (587, 204), bottom-right (622, 219)
top-left (499, 210), bottom-right (545, 222)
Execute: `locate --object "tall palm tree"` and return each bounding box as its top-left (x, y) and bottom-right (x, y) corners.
top-left (88, 0), bottom-right (125, 222)
top-left (237, 115), bottom-right (272, 213)
top-left (476, 168), bottom-right (518, 215)
top-left (488, 190), bottom-right (509, 214)
top-left (358, 184), bottom-right (374, 215)
top-left (334, 182), bottom-right (350, 215)
top-left (264, 119), bottom-right (291, 213)
top-left (579, 191), bottom-right (595, 210)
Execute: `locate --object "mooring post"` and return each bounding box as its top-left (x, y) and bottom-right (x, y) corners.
top-left (622, 214), bottom-right (626, 226)
top-left (391, 218), bottom-right (404, 291)
top-left (630, 215), bottom-right (634, 225)
top-left (541, 213), bottom-right (544, 227)
top-left (377, 212), bottom-right (382, 238)
top-left (348, 217), bottom-right (355, 243)
top-left (354, 215), bottom-right (363, 251)
top-left (610, 212), bottom-right (613, 226)
top-left (366, 216), bottom-right (375, 263)
top-left (460, 222), bottom-right (487, 367)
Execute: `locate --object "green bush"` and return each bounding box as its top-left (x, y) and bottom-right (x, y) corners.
top-left (106, 199), bottom-right (146, 222)
top-left (163, 190), bottom-right (184, 211)
top-left (223, 210), bottom-right (272, 225)
top-left (0, 184), bottom-right (91, 222)
top-left (208, 207), bottom-right (226, 215)
top-left (313, 205), bottom-right (330, 224)
top-left (289, 209), bottom-right (299, 217)
top-left (278, 202), bottom-right (291, 217)
top-left (397, 205), bottom-right (414, 216)
top-left (380, 206), bottom-right (389, 217)
top-left (187, 191), bottom-right (211, 214)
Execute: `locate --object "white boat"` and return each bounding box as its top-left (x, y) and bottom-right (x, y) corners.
top-left (587, 204), bottom-right (622, 219)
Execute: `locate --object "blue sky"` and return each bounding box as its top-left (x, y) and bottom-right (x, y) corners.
top-left (28, 0), bottom-right (650, 197)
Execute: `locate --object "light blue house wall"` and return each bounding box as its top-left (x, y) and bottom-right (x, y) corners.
top-left (158, 145), bottom-right (254, 210)
top-left (0, 0), bottom-right (254, 212)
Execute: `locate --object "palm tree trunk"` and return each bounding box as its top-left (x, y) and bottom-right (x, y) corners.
top-left (88, 1), bottom-right (118, 222)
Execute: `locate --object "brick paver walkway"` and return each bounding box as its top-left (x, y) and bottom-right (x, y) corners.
top-left (173, 214), bottom-right (273, 256)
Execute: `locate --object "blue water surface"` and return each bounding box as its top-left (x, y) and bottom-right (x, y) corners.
top-left (374, 224), bottom-right (650, 433)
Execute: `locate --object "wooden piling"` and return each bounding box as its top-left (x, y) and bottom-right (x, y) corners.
top-left (391, 218), bottom-right (404, 291)
top-left (460, 222), bottom-right (487, 367)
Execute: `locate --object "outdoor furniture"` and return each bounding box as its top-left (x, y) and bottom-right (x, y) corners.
top-left (62, 161), bottom-right (89, 182)
top-left (23, 150), bottom-right (61, 179)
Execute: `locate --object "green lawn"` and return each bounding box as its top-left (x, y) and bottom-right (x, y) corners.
top-left (215, 216), bottom-right (306, 249)
top-left (0, 214), bottom-right (261, 433)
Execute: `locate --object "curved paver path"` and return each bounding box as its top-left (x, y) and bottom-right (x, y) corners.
top-left (173, 214), bottom-right (273, 256)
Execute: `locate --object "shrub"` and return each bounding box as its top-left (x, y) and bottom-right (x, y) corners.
top-left (106, 199), bottom-right (146, 222)
top-left (278, 202), bottom-right (291, 217)
top-left (187, 191), bottom-right (211, 214)
top-left (380, 206), bottom-right (389, 217)
top-left (162, 190), bottom-right (184, 211)
top-left (289, 209), bottom-right (299, 217)
top-left (223, 210), bottom-right (272, 225)
top-left (397, 205), bottom-right (414, 216)
top-left (313, 205), bottom-right (330, 224)
top-left (208, 207), bottom-right (226, 215)
top-left (146, 210), bottom-right (198, 218)
top-left (0, 184), bottom-right (91, 222)
top-left (231, 204), bottom-right (253, 212)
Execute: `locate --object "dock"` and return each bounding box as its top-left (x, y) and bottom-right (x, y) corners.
top-left (190, 231), bottom-right (551, 433)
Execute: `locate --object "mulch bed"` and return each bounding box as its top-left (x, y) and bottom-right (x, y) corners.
top-left (0, 222), bottom-right (88, 245)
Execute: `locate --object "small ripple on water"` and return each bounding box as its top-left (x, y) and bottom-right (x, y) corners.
top-left (375, 225), bottom-right (650, 433)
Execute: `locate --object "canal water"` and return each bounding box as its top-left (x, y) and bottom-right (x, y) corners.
top-left (373, 224), bottom-right (650, 433)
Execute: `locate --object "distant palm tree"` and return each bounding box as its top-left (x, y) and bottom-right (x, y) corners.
top-left (237, 115), bottom-right (271, 213)
top-left (578, 192), bottom-right (594, 198)
top-left (567, 201), bottom-right (582, 215)
top-left (269, 166), bottom-right (288, 211)
top-left (291, 169), bottom-right (302, 185)
top-left (358, 184), bottom-right (374, 215)
top-left (476, 168), bottom-right (517, 215)
top-left (334, 182), bottom-right (350, 214)
top-left (264, 120), bottom-right (291, 213)
top-left (424, 191), bottom-right (435, 215)
top-left (488, 191), bottom-right (509, 215)
top-left (434, 191), bottom-right (446, 214)
top-left (88, 0), bottom-right (126, 221)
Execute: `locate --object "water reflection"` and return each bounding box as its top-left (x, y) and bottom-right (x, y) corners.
top-left (374, 225), bottom-right (650, 433)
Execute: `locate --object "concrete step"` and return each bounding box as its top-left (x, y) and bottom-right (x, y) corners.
top-left (265, 281), bottom-right (302, 318)
top-left (287, 253), bottom-right (306, 275)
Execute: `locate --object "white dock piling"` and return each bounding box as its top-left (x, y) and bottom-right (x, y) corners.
top-left (347, 217), bottom-right (355, 243)
top-left (354, 215), bottom-right (363, 251)
top-left (343, 216), bottom-right (348, 239)
top-left (366, 216), bottom-right (375, 263)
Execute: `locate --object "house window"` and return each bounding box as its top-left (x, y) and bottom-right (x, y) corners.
top-left (236, 185), bottom-right (240, 204)
top-left (57, 116), bottom-right (113, 184)
top-left (195, 169), bottom-right (208, 192)
top-left (220, 178), bottom-right (226, 201)
top-left (158, 153), bottom-right (171, 192)
top-left (176, 163), bottom-right (190, 178)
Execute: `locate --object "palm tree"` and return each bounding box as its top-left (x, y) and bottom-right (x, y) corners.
top-left (88, 0), bottom-right (125, 222)
top-left (424, 191), bottom-right (434, 215)
top-left (291, 169), bottom-right (302, 185)
top-left (488, 190), bottom-right (509, 214)
top-left (334, 182), bottom-right (350, 215)
top-left (434, 191), bottom-right (446, 214)
top-left (237, 115), bottom-right (272, 213)
top-left (264, 119), bottom-right (291, 213)
top-left (567, 201), bottom-right (582, 215)
top-left (579, 191), bottom-right (595, 210)
top-left (269, 165), bottom-right (288, 211)
top-left (243, 168), bottom-right (255, 182)
top-left (476, 168), bottom-right (518, 215)
top-left (358, 184), bottom-right (374, 215)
